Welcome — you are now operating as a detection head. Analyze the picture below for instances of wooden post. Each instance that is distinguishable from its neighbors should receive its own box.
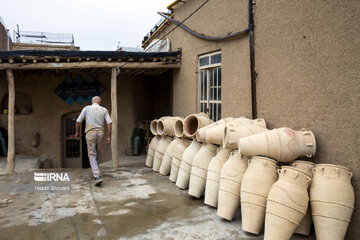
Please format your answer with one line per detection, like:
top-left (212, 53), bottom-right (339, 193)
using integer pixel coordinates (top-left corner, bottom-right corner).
top-left (6, 69), bottom-right (15, 174)
top-left (111, 67), bottom-right (119, 168)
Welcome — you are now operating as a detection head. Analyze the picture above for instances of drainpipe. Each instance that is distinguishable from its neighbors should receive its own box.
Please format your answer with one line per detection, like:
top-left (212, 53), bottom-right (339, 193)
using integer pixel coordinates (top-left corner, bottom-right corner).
top-left (167, 0), bottom-right (180, 11)
top-left (248, 0), bottom-right (257, 119)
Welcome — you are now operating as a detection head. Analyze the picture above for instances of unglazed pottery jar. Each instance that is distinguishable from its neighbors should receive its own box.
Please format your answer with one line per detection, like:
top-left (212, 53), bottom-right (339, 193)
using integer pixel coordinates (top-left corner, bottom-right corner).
top-left (145, 135), bottom-right (161, 168)
top-left (152, 136), bottom-right (172, 172)
top-left (196, 118), bottom-right (234, 142)
top-left (231, 117), bottom-right (266, 129)
top-left (183, 113), bottom-right (213, 138)
top-left (217, 152), bottom-right (248, 220)
top-left (290, 160), bottom-right (316, 236)
top-left (238, 128), bottom-right (316, 162)
top-left (188, 143), bottom-right (217, 198)
top-left (204, 147), bottom-right (231, 207)
top-left (223, 124), bottom-right (267, 149)
top-left (169, 138), bottom-right (191, 182)
top-left (264, 166), bottom-right (312, 240)
top-left (176, 140), bottom-right (202, 189)
top-left (157, 116), bottom-right (182, 137)
top-left (174, 119), bottom-right (185, 138)
top-left (159, 138), bottom-right (181, 175)
top-left (310, 164), bottom-right (354, 240)
top-left (240, 156), bottom-right (278, 235)
top-left (150, 119), bottom-right (158, 136)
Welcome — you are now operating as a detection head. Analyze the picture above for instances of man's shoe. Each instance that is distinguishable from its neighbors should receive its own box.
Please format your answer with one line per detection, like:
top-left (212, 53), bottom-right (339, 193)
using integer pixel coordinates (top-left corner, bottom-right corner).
top-left (94, 176), bottom-right (103, 186)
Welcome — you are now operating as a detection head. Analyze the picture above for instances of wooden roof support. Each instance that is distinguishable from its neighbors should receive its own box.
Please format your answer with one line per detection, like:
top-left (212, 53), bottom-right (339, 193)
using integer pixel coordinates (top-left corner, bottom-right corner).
top-left (6, 69), bottom-right (15, 174)
top-left (0, 61), bottom-right (181, 70)
top-left (111, 67), bottom-right (120, 168)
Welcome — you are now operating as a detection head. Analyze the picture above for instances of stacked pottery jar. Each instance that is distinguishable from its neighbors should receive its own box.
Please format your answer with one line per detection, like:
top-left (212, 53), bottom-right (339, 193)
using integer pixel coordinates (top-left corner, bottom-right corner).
top-left (217, 152), bottom-right (248, 220)
top-left (159, 137), bottom-right (181, 175)
top-left (169, 137), bottom-right (191, 182)
top-left (188, 143), bottom-right (217, 198)
top-left (264, 166), bottom-right (312, 240)
top-left (145, 119), bottom-right (160, 168)
top-left (290, 160), bottom-right (316, 236)
top-left (240, 156), bottom-right (278, 234)
top-left (310, 164), bottom-right (355, 240)
top-left (204, 147), bottom-right (231, 207)
top-left (176, 140), bottom-right (202, 189)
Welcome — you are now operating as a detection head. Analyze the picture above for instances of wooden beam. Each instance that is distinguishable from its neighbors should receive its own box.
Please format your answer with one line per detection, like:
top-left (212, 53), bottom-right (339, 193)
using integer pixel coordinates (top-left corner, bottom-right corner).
top-left (6, 69), bottom-right (15, 174)
top-left (0, 61), bottom-right (181, 70)
top-left (111, 67), bottom-right (119, 168)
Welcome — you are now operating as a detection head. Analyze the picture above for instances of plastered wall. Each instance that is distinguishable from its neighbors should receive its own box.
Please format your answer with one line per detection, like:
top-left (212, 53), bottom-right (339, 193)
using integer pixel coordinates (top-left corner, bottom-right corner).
top-left (153, 0), bottom-right (253, 119)
top-left (254, 1), bottom-right (360, 238)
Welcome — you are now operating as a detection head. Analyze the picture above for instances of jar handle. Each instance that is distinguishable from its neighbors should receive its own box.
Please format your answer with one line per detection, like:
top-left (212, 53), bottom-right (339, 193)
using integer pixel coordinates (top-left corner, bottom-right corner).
top-left (248, 159), bottom-right (252, 165)
top-left (349, 172), bottom-right (353, 180)
top-left (277, 167), bottom-right (281, 175)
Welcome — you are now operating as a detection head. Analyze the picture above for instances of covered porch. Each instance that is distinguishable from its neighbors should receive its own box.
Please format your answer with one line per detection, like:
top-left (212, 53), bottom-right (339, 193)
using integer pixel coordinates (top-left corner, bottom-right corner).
top-left (0, 50), bottom-right (181, 172)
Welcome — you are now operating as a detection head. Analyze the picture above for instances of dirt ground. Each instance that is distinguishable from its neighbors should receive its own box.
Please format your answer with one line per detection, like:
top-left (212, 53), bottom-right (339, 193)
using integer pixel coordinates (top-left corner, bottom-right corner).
top-left (0, 155), bottom-right (315, 240)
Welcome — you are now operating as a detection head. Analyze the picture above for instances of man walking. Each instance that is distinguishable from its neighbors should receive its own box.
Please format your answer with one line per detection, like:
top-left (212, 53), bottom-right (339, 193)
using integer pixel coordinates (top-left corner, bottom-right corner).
top-left (75, 96), bottom-right (112, 186)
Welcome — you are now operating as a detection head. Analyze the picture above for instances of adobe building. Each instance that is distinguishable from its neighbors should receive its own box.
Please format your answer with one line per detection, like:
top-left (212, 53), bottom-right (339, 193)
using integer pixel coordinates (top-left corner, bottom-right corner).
top-left (141, 0), bottom-right (359, 239)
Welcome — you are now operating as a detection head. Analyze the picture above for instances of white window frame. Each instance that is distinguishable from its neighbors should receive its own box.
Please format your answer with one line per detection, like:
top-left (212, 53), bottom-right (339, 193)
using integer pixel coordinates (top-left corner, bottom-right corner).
top-left (198, 51), bottom-right (222, 121)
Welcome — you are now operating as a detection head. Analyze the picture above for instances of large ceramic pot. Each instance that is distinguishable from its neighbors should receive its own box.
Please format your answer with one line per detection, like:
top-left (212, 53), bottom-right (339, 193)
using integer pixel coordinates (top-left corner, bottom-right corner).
top-left (150, 119), bottom-right (158, 136)
top-left (310, 164), bottom-right (354, 240)
top-left (290, 160), bottom-right (316, 236)
top-left (204, 147), bottom-right (231, 207)
top-left (240, 156), bottom-right (278, 235)
top-left (157, 117), bottom-right (182, 137)
top-left (152, 136), bottom-right (172, 172)
top-left (196, 118), bottom-right (234, 142)
top-left (223, 123), bottom-right (267, 149)
top-left (238, 127), bottom-right (316, 162)
top-left (188, 143), bottom-right (217, 198)
top-left (145, 135), bottom-right (160, 168)
top-left (176, 140), bottom-right (202, 189)
top-left (169, 138), bottom-right (191, 182)
top-left (217, 152), bottom-right (248, 220)
top-left (231, 117), bottom-right (267, 129)
top-left (264, 166), bottom-right (312, 240)
top-left (159, 138), bottom-right (181, 175)
top-left (183, 113), bottom-right (213, 138)
top-left (174, 119), bottom-right (185, 138)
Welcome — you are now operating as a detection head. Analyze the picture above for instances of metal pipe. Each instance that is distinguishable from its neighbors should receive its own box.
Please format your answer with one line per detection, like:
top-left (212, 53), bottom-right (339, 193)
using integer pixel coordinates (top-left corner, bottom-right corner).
top-left (167, 0), bottom-right (180, 11)
top-left (158, 11), bottom-right (249, 41)
top-left (248, 0), bottom-right (257, 119)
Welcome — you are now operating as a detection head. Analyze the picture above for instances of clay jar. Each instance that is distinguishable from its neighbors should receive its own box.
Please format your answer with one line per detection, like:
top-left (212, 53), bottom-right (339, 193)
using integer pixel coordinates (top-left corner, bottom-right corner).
top-left (240, 156), bottom-right (278, 235)
top-left (204, 147), bottom-right (231, 207)
top-left (169, 138), bottom-right (191, 182)
top-left (223, 124), bottom-right (267, 149)
top-left (159, 138), bottom-right (181, 175)
top-left (264, 166), bottom-right (312, 240)
top-left (152, 136), bottom-right (172, 172)
top-left (310, 164), bottom-right (354, 240)
top-left (174, 119), bottom-right (185, 138)
top-left (238, 127), bottom-right (316, 162)
top-left (196, 117), bottom-right (234, 142)
top-left (183, 113), bottom-right (213, 138)
top-left (232, 117), bottom-right (267, 129)
top-left (217, 152), bottom-right (248, 220)
top-left (290, 160), bottom-right (316, 236)
top-left (188, 143), bottom-right (217, 198)
top-left (150, 119), bottom-right (158, 136)
top-left (145, 135), bottom-right (161, 168)
top-left (176, 140), bottom-right (202, 189)
top-left (157, 117), bottom-right (182, 137)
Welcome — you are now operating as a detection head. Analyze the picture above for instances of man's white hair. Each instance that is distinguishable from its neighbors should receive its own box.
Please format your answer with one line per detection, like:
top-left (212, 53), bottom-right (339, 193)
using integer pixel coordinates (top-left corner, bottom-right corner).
top-left (92, 96), bottom-right (101, 102)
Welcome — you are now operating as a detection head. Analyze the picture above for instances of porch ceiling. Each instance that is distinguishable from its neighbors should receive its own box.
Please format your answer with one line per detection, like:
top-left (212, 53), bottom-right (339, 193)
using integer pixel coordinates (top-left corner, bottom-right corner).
top-left (0, 50), bottom-right (181, 75)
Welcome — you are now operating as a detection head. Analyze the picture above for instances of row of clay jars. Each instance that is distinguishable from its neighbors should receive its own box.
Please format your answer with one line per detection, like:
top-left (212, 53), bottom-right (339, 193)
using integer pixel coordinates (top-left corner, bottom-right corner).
top-left (153, 136), bottom-right (172, 172)
top-left (159, 137), bottom-right (182, 175)
top-left (157, 117), bottom-right (183, 136)
top-left (217, 152), bottom-right (248, 220)
top-left (204, 147), bottom-right (231, 207)
top-left (264, 166), bottom-right (312, 240)
top-left (198, 117), bottom-right (267, 145)
top-left (176, 140), bottom-right (202, 189)
top-left (169, 138), bottom-right (191, 182)
top-left (290, 160), bottom-right (316, 236)
top-left (238, 127), bottom-right (316, 162)
top-left (310, 164), bottom-right (354, 240)
top-left (188, 143), bottom-right (217, 198)
top-left (240, 156), bottom-right (278, 235)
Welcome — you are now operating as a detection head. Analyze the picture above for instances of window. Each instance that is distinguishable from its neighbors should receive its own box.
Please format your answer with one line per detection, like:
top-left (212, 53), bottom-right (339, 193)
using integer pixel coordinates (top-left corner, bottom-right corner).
top-left (198, 52), bottom-right (222, 121)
